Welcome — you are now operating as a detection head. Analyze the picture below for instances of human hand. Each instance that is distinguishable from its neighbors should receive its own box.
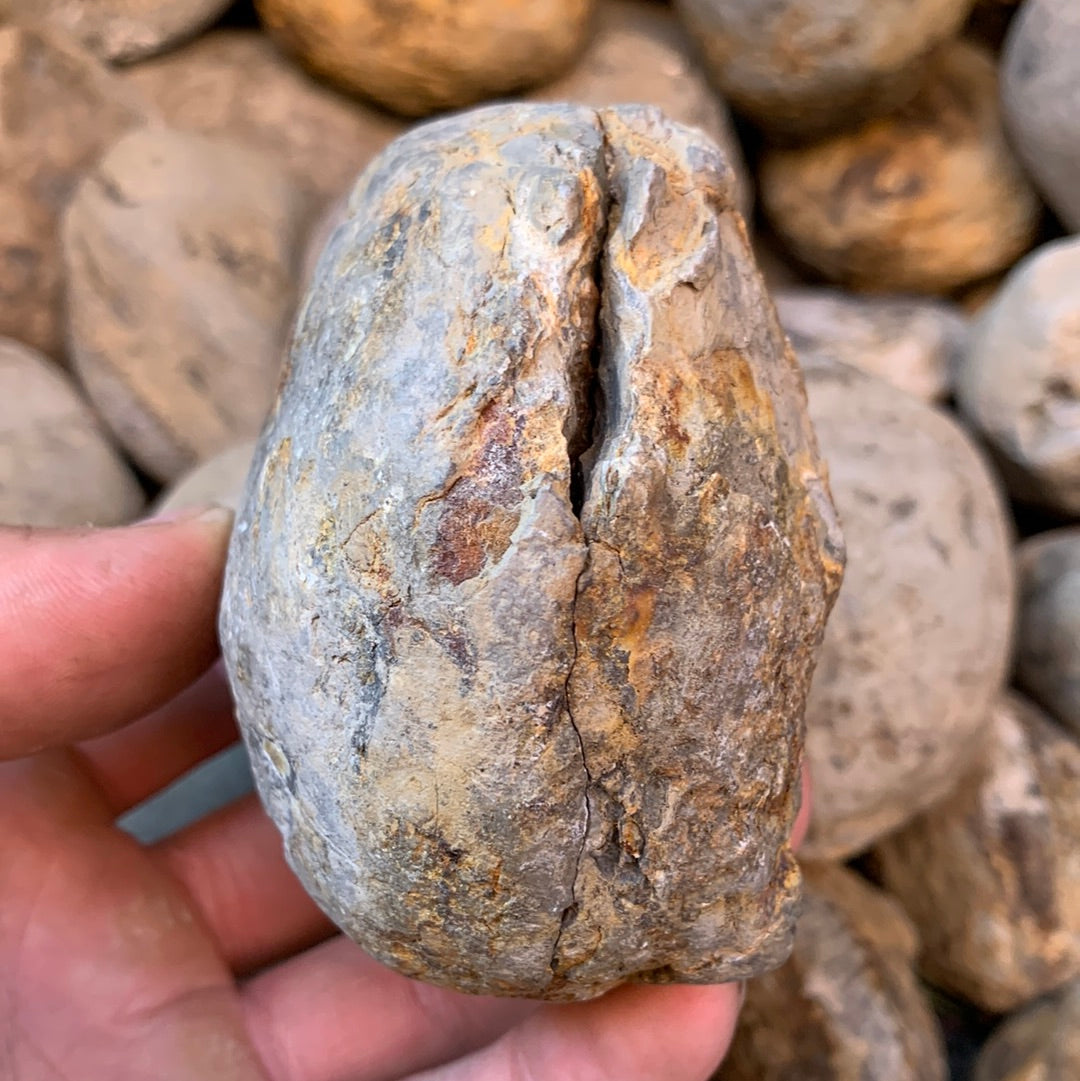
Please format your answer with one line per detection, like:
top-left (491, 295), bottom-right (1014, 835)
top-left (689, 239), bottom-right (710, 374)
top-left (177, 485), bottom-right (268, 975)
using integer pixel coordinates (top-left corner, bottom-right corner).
top-left (0, 510), bottom-right (808, 1081)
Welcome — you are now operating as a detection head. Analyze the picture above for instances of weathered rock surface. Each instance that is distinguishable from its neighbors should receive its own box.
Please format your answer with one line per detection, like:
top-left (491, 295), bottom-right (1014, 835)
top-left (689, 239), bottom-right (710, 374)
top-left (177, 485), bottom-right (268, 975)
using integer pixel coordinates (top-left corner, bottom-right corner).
top-left (760, 42), bottom-right (1041, 294)
top-left (800, 359), bottom-right (1015, 860)
top-left (673, 0), bottom-right (975, 141)
top-left (0, 337), bottom-right (144, 527)
top-left (0, 0), bottom-right (232, 62)
top-left (775, 288), bottom-right (966, 403)
top-left (871, 694), bottom-right (1080, 1014)
top-left (974, 980), bottom-right (1080, 1081)
top-left (221, 103), bottom-right (844, 1001)
top-left (255, 0), bottom-right (596, 117)
top-left (0, 23), bottom-right (149, 361)
top-left (719, 863), bottom-right (948, 1081)
top-left (122, 31), bottom-right (404, 204)
top-left (954, 237), bottom-right (1080, 517)
top-left (1002, 0), bottom-right (1080, 233)
top-left (154, 440), bottom-right (256, 516)
top-left (63, 127), bottom-right (313, 483)
top-left (1017, 529), bottom-right (1080, 736)
top-left (530, 0), bottom-right (752, 218)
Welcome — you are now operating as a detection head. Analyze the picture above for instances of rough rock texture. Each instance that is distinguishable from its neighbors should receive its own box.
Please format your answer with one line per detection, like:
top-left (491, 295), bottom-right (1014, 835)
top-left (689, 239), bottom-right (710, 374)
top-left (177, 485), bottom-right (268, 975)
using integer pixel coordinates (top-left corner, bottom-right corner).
top-left (974, 981), bottom-right (1080, 1081)
top-left (1002, 0), bottom-right (1080, 233)
top-left (0, 0), bottom-right (232, 62)
top-left (774, 288), bottom-right (966, 403)
top-left (155, 440), bottom-right (256, 516)
top-left (800, 359), bottom-right (1015, 860)
top-left (221, 103), bottom-right (844, 1001)
top-left (954, 237), bottom-right (1080, 517)
top-left (760, 42), bottom-right (1041, 295)
top-left (871, 694), bottom-right (1080, 1014)
top-left (719, 863), bottom-right (948, 1081)
top-left (63, 127), bottom-right (313, 483)
top-left (529, 0), bottom-right (752, 219)
top-left (673, 0), bottom-right (976, 141)
top-left (1017, 530), bottom-right (1080, 736)
top-left (0, 23), bottom-right (149, 361)
top-left (255, 0), bottom-right (596, 117)
top-left (0, 337), bottom-right (144, 527)
top-left (122, 31), bottom-right (404, 205)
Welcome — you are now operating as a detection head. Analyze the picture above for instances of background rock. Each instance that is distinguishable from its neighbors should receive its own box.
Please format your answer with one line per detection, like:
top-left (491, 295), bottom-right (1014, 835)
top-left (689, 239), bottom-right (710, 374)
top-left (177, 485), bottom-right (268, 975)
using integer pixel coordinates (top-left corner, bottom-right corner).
top-left (974, 980), bottom-right (1080, 1081)
top-left (154, 440), bottom-right (256, 515)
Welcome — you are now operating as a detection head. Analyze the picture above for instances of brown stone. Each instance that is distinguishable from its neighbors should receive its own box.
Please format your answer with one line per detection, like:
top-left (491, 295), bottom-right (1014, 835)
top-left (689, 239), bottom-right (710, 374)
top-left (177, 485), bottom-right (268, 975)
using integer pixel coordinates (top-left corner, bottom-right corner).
top-left (871, 694), bottom-right (1080, 1014)
top-left (673, 0), bottom-right (976, 141)
top-left (800, 359), bottom-right (1015, 859)
top-left (0, 23), bottom-right (149, 361)
top-left (0, 0), bottom-right (232, 63)
top-left (255, 0), bottom-right (596, 117)
top-left (0, 337), bottom-right (145, 527)
top-left (760, 42), bottom-right (1041, 295)
top-left (63, 127), bottom-right (314, 483)
top-left (220, 103), bottom-right (844, 1001)
top-left (719, 863), bottom-right (948, 1081)
top-left (121, 31), bottom-right (404, 205)
top-left (974, 981), bottom-right (1080, 1081)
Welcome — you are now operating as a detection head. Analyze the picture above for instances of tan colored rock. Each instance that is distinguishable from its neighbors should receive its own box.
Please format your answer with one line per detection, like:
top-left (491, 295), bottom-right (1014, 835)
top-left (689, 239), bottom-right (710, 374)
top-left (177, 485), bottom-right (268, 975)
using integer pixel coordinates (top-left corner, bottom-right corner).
top-left (63, 127), bottom-right (313, 484)
top-left (255, 0), bottom-right (596, 117)
top-left (954, 237), bottom-right (1080, 517)
top-left (0, 0), bottom-right (232, 62)
top-left (800, 359), bottom-right (1015, 859)
top-left (720, 863), bottom-right (948, 1081)
top-left (673, 0), bottom-right (975, 141)
top-left (0, 337), bottom-right (144, 527)
top-left (0, 23), bottom-right (148, 361)
top-left (775, 287), bottom-right (966, 403)
top-left (974, 981), bottom-right (1080, 1081)
top-left (154, 440), bottom-right (256, 516)
top-left (530, 0), bottom-right (751, 218)
top-left (871, 694), bottom-right (1080, 1014)
top-left (1017, 530), bottom-right (1080, 737)
top-left (121, 31), bottom-right (404, 204)
top-left (220, 104), bottom-right (844, 1001)
top-left (760, 42), bottom-right (1041, 295)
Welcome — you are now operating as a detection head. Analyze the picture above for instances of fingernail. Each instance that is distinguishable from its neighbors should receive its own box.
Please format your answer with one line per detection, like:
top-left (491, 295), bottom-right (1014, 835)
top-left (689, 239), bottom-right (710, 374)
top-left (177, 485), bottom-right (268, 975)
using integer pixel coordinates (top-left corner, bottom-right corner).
top-left (135, 503), bottom-right (234, 527)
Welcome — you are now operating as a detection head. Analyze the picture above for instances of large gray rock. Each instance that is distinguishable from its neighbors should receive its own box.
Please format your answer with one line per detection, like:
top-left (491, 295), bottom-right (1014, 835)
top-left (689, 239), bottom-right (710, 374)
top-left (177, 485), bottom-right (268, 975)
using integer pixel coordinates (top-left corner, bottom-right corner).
top-left (1002, 0), bottom-right (1080, 232)
top-left (221, 104), bottom-right (843, 1001)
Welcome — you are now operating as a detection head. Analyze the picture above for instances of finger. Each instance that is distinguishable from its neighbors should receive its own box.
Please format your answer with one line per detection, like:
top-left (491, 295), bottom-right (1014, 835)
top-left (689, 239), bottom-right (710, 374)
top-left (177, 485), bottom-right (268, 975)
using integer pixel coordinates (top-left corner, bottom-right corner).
top-left (78, 662), bottom-right (238, 815)
top-left (0, 507), bottom-right (233, 759)
top-left (242, 937), bottom-right (537, 1081)
top-left (152, 795), bottom-right (335, 974)
top-left (407, 982), bottom-right (740, 1081)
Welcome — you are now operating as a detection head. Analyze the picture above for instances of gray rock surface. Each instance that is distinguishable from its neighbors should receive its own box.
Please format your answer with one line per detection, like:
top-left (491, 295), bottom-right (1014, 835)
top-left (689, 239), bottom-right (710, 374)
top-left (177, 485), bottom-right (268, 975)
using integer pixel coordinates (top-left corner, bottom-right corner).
top-left (221, 103), bottom-right (843, 1001)
top-left (800, 360), bottom-right (1015, 860)
top-left (1002, 0), bottom-right (1080, 232)
top-left (955, 236), bottom-right (1080, 517)
top-left (1016, 529), bottom-right (1080, 736)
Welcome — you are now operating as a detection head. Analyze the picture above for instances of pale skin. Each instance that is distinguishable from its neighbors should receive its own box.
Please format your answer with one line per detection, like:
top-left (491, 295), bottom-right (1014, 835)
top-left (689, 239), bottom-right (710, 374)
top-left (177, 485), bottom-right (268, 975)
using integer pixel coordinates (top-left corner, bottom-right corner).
top-left (0, 508), bottom-right (810, 1080)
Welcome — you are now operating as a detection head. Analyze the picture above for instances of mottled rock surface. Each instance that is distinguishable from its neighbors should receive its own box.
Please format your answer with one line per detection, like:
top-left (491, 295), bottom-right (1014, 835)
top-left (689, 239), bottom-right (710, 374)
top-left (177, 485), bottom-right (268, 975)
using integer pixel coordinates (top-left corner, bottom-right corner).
top-left (954, 237), bottom-right (1080, 517)
top-left (122, 31), bottom-right (404, 204)
top-left (1017, 530), bottom-right (1080, 736)
top-left (63, 127), bottom-right (313, 483)
top-left (673, 0), bottom-right (975, 140)
top-left (0, 0), bottom-right (232, 62)
top-left (974, 981), bottom-right (1080, 1081)
top-left (221, 103), bottom-right (844, 1001)
top-left (719, 863), bottom-right (948, 1081)
top-left (155, 440), bottom-right (256, 516)
top-left (1002, 0), bottom-right (1080, 233)
top-left (872, 694), bottom-right (1080, 1013)
top-left (775, 287), bottom-right (966, 403)
top-left (0, 337), bottom-right (144, 527)
top-left (0, 23), bottom-right (148, 361)
top-left (530, 0), bottom-right (752, 218)
top-left (255, 0), bottom-right (596, 117)
top-left (760, 42), bottom-right (1041, 294)
top-left (800, 359), bottom-right (1015, 859)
